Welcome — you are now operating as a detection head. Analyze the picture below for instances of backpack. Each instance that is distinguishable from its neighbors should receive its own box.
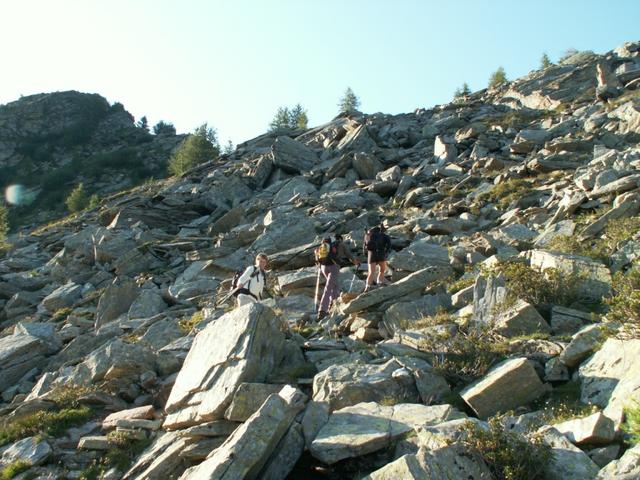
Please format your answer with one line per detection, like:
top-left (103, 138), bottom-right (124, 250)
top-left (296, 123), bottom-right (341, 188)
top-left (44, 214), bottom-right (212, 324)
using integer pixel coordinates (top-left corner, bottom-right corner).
top-left (315, 240), bottom-right (338, 266)
top-left (231, 266), bottom-right (265, 297)
top-left (365, 228), bottom-right (387, 255)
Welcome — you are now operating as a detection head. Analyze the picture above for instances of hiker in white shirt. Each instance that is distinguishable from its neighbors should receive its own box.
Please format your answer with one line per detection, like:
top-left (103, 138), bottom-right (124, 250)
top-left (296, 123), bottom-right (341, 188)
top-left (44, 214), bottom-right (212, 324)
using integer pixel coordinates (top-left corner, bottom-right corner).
top-left (236, 253), bottom-right (268, 307)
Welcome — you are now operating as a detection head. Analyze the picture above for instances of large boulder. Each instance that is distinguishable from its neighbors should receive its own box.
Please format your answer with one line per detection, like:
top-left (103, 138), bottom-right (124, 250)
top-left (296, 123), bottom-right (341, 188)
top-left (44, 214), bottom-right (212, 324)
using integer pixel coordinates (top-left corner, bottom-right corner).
top-left (361, 444), bottom-right (492, 480)
top-left (178, 386), bottom-right (307, 480)
top-left (579, 338), bottom-right (640, 426)
top-left (342, 267), bottom-right (451, 314)
top-left (0, 436), bottom-right (52, 467)
top-left (41, 281), bottom-right (83, 312)
top-left (491, 299), bottom-right (551, 337)
top-left (537, 426), bottom-right (599, 480)
top-left (310, 402), bottom-right (464, 464)
top-left (596, 443), bottom-right (640, 480)
top-left (95, 277), bottom-right (140, 329)
top-left (461, 357), bottom-right (548, 419)
top-left (312, 359), bottom-right (420, 411)
top-left (388, 238), bottom-right (450, 272)
top-left (0, 333), bottom-right (49, 392)
top-left (270, 136), bottom-right (319, 174)
top-left (164, 304), bottom-right (289, 429)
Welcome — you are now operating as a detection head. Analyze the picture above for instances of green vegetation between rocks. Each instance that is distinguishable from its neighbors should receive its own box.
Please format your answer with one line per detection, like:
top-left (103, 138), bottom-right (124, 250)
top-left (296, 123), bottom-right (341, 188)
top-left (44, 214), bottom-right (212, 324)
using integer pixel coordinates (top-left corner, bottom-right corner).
top-left (178, 310), bottom-right (205, 334)
top-left (79, 431), bottom-right (151, 480)
top-left (461, 417), bottom-right (552, 480)
top-left (623, 401), bottom-right (640, 446)
top-left (0, 460), bottom-right (32, 480)
top-left (606, 266), bottom-right (640, 328)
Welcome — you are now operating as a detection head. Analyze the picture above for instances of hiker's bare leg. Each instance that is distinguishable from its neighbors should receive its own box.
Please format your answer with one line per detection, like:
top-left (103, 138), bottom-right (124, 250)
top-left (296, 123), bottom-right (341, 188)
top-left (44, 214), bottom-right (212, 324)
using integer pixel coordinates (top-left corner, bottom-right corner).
top-left (366, 264), bottom-right (377, 289)
top-left (377, 261), bottom-right (387, 284)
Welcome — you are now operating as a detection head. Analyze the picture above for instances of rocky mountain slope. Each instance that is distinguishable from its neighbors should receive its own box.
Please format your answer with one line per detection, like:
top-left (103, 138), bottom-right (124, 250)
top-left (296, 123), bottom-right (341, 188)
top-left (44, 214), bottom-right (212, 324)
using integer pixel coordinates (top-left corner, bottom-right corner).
top-left (0, 91), bottom-right (184, 227)
top-left (0, 41), bottom-right (640, 479)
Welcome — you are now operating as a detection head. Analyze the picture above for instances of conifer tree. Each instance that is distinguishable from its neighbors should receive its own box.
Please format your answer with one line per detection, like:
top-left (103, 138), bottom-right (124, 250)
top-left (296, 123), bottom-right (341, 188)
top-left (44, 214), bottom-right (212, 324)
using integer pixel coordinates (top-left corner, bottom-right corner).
top-left (65, 183), bottom-right (89, 213)
top-left (488, 67), bottom-right (508, 89)
top-left (540, 52), bottom-right (553, 69)
top-left (168, 123), bottom-right (220, 176)
top-left (338, 87), bottom-right (361, 114)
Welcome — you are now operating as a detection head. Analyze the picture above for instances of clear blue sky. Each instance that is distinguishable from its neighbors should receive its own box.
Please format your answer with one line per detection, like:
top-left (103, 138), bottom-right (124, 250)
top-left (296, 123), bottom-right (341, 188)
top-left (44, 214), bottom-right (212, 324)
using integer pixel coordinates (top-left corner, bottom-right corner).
top-left (2, 1), bottom-right (639, 147)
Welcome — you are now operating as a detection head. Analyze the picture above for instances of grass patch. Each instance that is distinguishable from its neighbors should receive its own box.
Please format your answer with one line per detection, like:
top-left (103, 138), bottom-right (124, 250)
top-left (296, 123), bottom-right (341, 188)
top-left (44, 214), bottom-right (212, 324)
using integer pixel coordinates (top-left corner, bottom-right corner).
top-left (530, 380), bottom-right (596, 426)
top-left (477, 178), bottom-right (535, 210)
top-left (0, 405), bottom-right (93, 447)
top-left (79, 432), bottom-right (151, 480)
top-left (623, 400), bottom-right (640, 446)
top-left (178, 310), bottom-right (205, 334)
top-left (0, 460), bottom-right (31, 480)
top-left (461, 417), bottom-right (552, 480)
top-left (397, 308), bottom-right (455, 330)
top-left (547, 215), bottom-right (640, 265)
top-left (448, 276), bottom-right (475, 294)
top-left (427, 328), bottom-right (509, 386)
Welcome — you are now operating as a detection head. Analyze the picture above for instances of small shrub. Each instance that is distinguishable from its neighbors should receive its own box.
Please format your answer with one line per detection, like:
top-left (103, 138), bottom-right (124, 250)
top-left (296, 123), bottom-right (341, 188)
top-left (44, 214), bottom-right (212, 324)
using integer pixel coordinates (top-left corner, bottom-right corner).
top-left (448, 276), bottom-right (475, 294)
top-left (79, 434), bottom-right (151, 480)
top-left (398, 307), bottom-right (455, 330)
top-left (461, 417), bottom-right (552, 480)
top-left (623, 400), bottom-right (640, 446)
top-left (0, 460), bottom-right (31, 480)
top-left (429, 328), bottom-right (509, 385)
top-left (489, 262), bottom-right (585, 309)
top-left (531, 380), bottom-right (596, 427)
top-left (606, 267), bottom-right (640, 326)
top-left (178, 310), bottom-right (205, 334)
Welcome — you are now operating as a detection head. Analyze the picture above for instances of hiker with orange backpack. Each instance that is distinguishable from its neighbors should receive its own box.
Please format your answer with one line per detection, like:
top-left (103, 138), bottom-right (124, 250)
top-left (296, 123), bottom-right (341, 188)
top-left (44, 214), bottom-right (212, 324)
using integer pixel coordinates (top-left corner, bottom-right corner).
top-left (315, 234), bottom-right (359, 321)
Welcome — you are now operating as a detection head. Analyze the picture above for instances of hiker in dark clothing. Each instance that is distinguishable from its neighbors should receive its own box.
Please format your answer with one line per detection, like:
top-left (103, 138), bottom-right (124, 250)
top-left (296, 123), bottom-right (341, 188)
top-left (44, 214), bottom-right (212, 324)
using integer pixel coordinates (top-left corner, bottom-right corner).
top-left (363, 224), bottom-right (392, 291)
top-left (316, 235), bottom-right (359, 320)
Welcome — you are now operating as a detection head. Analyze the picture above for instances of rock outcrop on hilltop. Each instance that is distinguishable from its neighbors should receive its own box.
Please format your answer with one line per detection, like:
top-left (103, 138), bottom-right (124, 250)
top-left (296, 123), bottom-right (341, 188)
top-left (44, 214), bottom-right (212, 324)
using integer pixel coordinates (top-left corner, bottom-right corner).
top-left (0, 91), bottom-right (185, 226)
top-left (0, 41), bottom-right (640, 479)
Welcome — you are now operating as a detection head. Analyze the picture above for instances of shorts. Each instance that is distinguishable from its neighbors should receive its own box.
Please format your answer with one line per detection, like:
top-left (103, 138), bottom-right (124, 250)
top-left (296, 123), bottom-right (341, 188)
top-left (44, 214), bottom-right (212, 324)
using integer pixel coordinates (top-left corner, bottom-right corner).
top-left (368, 250), bottom-right (387, 264)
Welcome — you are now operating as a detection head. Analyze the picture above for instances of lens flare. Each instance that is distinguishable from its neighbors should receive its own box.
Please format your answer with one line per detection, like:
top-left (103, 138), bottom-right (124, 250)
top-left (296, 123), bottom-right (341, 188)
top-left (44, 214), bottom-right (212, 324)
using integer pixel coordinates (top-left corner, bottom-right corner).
top-left (5, 185), bottom-right (26, 205)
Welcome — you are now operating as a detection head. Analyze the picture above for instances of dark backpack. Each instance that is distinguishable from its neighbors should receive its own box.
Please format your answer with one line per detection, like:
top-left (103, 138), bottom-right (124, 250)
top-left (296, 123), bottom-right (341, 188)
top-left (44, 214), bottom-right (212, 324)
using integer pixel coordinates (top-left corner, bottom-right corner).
top-left (315, 240), bottom-right (338, 266)
top-left (365, 228), bottom-right (387, 255)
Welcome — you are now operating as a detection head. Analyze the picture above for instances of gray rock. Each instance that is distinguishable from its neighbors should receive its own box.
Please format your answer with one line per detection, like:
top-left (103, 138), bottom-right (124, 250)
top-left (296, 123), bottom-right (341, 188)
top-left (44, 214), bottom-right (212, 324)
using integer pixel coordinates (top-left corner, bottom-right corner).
top-left (164, 304), bottom-right (289, 429)
top-left (224, 383), bottom-right (287, 422)
top-left (138, 319), bottom-right (183, 351)
top-left (271, 136), bottom-right (319, 174)
top-left (41, 281), bottom-right (83, 312)
top-left (353, 152), bottom-right (383, 179)
top-left (596, 443), bottom-right (640, 479)
top-left (1, 436), bottom-right (52, 466)
top-left (388, 238), bottom-right (450, 272)
top-left (579, 338), bottom-right (640, 426)
top-left (559, 324), bottom-right (604, 368)
top-left (361, 444), bottom-right (492, 480)
top-left (434, 136), bottom-right (457, 164)
top-left (258, 422), bottom-right (305, 480)
top-left (273, 177), bottom-right (317, 205)
top-left (461, 357), bottom-right (548, 419)
top-left (550, 305), bottom-right (593, 335)
top-left (492, 299), bottom-right (551, 338)
top-left (538, 426), bottom-right (599, 480)
top-left (383, 293), bottom-right (451, 330)
top-left (301, 401), bottom-right (330, 449)
top-left (95, 277), bottom-right (140, 329)
top-left (0, 334), bottom-right (48, 392)
top-left (178, 386), bottom-right (307, 480)
top-left (312, 358), bottom-right (420, 412)
top-left (590, 174), bottom-right (640, 198)
top-left (310, 402), bottom-right (464, 464)
top-left (553, 412), bottom-right (616, 446)
top-left (128, 289), bottom-right (168, 320)
top-left (122, 432), bottom-right (191, 480)
top-left (473, 273), bottom-right (507, 327)
top-left (342, 267), bottom-right (452, 315)
top-left (510, 129), bottom-right (550, 154)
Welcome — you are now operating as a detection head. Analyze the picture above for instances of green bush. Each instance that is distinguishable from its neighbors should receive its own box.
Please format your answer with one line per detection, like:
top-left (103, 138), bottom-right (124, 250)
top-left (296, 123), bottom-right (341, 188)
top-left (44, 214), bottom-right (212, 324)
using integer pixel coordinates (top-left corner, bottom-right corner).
top-left (65, 183), bottom-right (89, 213)
top-left (79, 433), bottom-right (151, 480)
top-left (489, 262), bottom-right (585, 309)
top-left (476, 178), bottom-right (535, 209)
top-left (623, 400), bottom-right (640, 445)
top-left (0, 460), bottom-right (31, 480)
top-left (461, 418), bottom-right (552, 480)
top-left (606, 267), bottom-right (640, 326)
top-left (0, 204), bottom-right (8, 250)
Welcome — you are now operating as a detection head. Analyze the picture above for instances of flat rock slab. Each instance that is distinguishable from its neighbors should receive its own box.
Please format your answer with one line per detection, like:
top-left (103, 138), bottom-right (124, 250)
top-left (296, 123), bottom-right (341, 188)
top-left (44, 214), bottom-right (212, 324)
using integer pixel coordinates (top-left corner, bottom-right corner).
top-left (224, 383), bottom-right (288, 422)
top-left (178, 386), bottom-right (307, 480)
top-left (1, 436), bottom-right (52, 466)
top-left (553, 412), bottom-right (615, 446)
top-left (342, 267), bottom-right (451, 315)
top-left (461, 357), bottom-right (548, 419)
top-left (103, 405), bottom-right (156, 429)
top-left (310, 402), bottom-right (465, 464)
top-left (164, 303), bottom-right (288, 429)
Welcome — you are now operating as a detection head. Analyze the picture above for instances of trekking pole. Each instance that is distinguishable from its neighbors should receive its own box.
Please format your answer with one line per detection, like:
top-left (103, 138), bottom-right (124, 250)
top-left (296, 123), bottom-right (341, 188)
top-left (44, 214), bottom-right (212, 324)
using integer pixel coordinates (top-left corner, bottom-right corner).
top-left (348, 263), bottom-right (359, 293)
top-left (313, 264), bottom-right (321, 311)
